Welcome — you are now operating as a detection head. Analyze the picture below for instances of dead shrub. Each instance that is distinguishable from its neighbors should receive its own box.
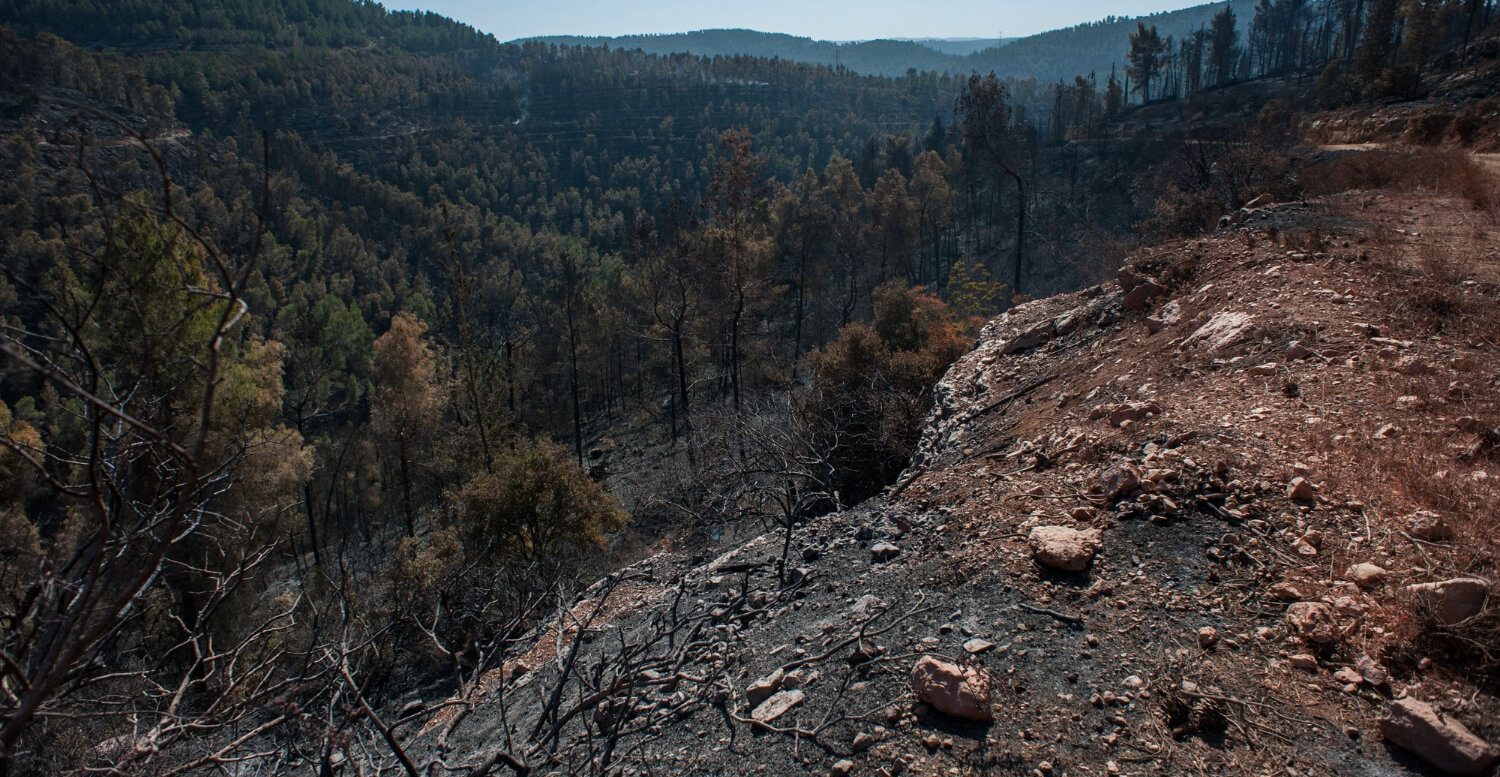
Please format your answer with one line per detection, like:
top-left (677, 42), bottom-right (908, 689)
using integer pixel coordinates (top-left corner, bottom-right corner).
top-left (1405, 109), bottom-right (1454, 145)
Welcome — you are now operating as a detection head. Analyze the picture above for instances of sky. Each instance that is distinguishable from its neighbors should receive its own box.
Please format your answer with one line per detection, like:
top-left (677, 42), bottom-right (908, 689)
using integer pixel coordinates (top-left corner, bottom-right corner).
top-left (385, 0), bottom-right (1214, 42)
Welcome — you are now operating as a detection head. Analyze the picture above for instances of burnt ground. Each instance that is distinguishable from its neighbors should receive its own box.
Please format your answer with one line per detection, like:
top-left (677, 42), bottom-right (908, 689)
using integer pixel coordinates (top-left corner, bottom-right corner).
top-left (401, 185), bottom-right (1499, 777)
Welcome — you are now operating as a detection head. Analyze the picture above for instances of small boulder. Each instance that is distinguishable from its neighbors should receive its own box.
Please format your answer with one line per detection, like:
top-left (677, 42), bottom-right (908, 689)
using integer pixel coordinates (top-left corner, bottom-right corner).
top-left (1123, 281), bottom-right (1167, 312)
top-left (910, 656), bottom-right (993, 721)
top-left (1285, 601), bottom-right (1340, 644)
top-left (1346, 563), bottom-right (1388, 589)
top-left (1183, 311), bottom-right (1258, 353)
top-left (1028, 526), bottom-right (1103, 572)
top-left (1405, 578), bottom-right (1490, 626)
top-left (870, 542), bottom-right (902, 562)
top-left (1287, 477), bottom-right (1318, 502)
top-left (1197, 626), bottom-right (1220, 649)
top-left (1102, 463), bottom-right (1141, 502)
top-left (1379, 697), bottom-right (1500, 776)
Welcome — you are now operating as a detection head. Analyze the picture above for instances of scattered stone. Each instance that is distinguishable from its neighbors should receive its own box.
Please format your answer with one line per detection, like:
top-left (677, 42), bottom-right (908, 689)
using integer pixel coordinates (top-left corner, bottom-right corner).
top-left (746, 668), bottom-right (786, 707)
top-left (1379, 697), bottom-right (1500, 776)
top-left (1285, 602), bottom-right (1340, 644)
top-left (1288, 654), bottom-right (1319, 671)
top-left (1102, 463), bottom-right (1141, 502)
top-left (1145, 300), bottom-right (1182, 333)
top-left (830, 760), bottom-right (855, 776)
top-left (1287, 477), bottom-right (1318, 502)
top-left (1293, 528), bottom-right (1323, 556)
top-left (1027, 526), bottom-right (1103, 572)
top-left (1405, 578), bottom-right (1491, 626)
top-left (870, 542), bottom-right (902, 562)
top-left (1346, 563), bottom-right (1388, 589)
top-left (1406, 511), bottom-right (1455, 541)
top-left (1286, 340), bottom-right (1314, 360)
top-left (1356, 655), bottom-right (1389, 689)
top-left (1374, 423), bottom-right (1402, 440)
top-left (909, 656), bottom-right (993, 721)
top-left (1123, 280), bottom-right (1167, 312)
top-left (1246, 362), bottom-right (1280, 377)
top-left (1002, 320), bottom-right (1057, 354)
top-left (751, 689), bottom-right (805, 724)
top-left (963, 638), bottom-right (997, 655)
top-left (851, 732), bottom-right (876, 752)
top-left (1335, 666), bottom-right (1364, 685)
top-left (1392, 356), bottom-right (1434, 376)
top-left (1106, 402), bottom-right (1162, 427)
top-left (783, 668), bottom-right (820, 690)
top-left (1197, 626), bottom-right (1220, 649)
top-left (802, 546), bottom-right (821, 562)
top-left (1267, 582), bottom-right (1304, 602)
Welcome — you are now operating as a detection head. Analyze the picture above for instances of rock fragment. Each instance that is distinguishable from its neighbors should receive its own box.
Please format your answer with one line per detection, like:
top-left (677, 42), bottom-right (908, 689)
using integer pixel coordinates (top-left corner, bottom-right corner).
top-left (1284, 601), bottom-right (1340, 644)
top-left (1346, 563), bottom-right (1388, 589)
top-left (1405, 511), bottom-right (1455, 541)
top-left (1102, 464), bottom-right (1141, 502)
top-left (751, 689), bottom-right (805, 724)
top-left (1027, 526), bottom-right (1103, 572)
top-left (870, 542), bottom-right (902, 562)
top-left (1405, 578), bottom-right (1490, 625)
top-left (910, 656), bottom-right (992, 721)
top-left (1379, 698), bottom-right (1500, 776)
top-left (746, 668), bottom-right (785, 707)
top-left (1287, 477), bottom-right (1318, 502)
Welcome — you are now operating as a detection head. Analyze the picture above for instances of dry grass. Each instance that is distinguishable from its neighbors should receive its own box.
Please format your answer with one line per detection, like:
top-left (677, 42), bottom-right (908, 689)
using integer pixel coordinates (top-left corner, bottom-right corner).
top-left (1305, 146), bottom-right (1500, 220)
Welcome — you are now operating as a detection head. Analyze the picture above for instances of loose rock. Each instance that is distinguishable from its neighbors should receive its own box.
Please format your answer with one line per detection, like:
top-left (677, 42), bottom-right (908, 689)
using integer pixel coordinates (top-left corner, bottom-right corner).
top-left (746, 668), bottom-right (785, 707)
top-left (1027, 526), bottom-right (1103, 572)
top-left (751, 689), bottom-right (805, 724)
top-left (909, 656), bottom-right (993, 721)
top-left (1379, 697), bottom-right (1500, 776)
top-left (1284, 602), bottom-right (1340, 644)
top-left (1405, 578), bottom-right (1491, 626)
top-left (1102, 464), bottom-right (1141, 502)
top-left (1346, 563), bottom-right (1388, 589)
top-left (1287, 477), bottom-right (1318, 502)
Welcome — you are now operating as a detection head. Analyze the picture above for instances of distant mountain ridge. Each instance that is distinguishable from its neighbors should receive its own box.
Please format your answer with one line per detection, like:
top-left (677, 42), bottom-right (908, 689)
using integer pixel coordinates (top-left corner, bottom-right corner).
top-left (527, 1), bottom-right (1257, 83)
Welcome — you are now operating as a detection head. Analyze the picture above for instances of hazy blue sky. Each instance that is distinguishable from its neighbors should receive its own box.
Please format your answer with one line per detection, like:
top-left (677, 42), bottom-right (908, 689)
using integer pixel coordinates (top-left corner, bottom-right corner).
top-left (385, 1), bottom-right (1212, 42)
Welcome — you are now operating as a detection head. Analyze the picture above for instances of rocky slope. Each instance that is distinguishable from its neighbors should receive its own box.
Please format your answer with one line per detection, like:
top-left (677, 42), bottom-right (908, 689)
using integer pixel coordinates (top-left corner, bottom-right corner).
top-left (408, 184), bottom-right (1499, 776)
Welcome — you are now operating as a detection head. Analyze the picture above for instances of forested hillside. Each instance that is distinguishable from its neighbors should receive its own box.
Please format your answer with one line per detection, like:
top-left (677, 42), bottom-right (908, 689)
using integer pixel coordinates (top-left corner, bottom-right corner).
top-left (532, 0), bottom-right (1261, 82)
top-left (0, 0), bottom-right (1497, 773)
